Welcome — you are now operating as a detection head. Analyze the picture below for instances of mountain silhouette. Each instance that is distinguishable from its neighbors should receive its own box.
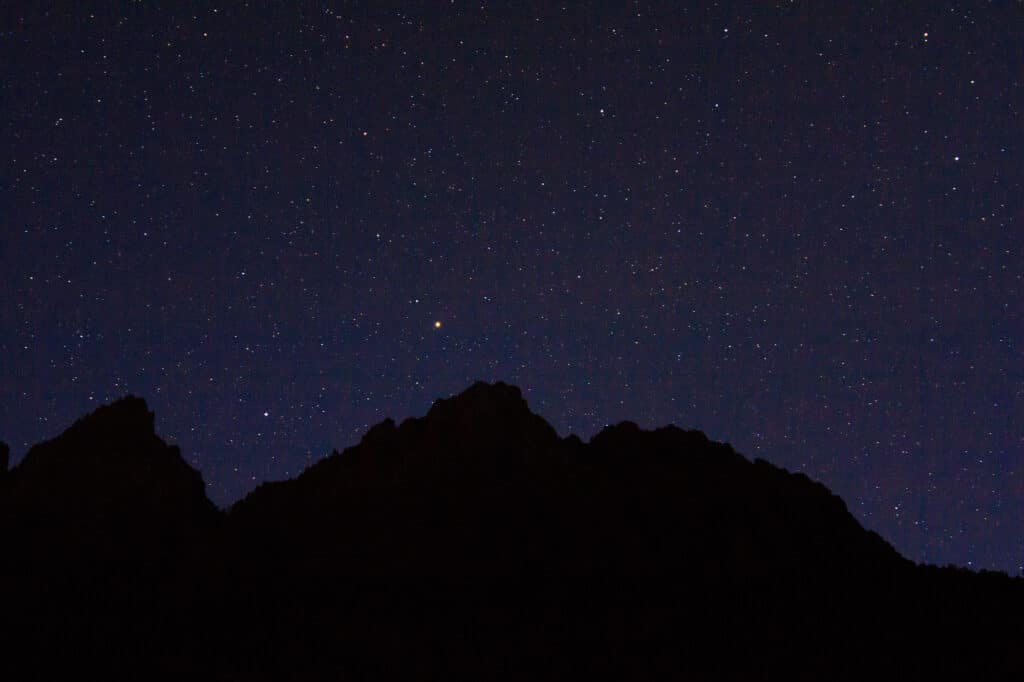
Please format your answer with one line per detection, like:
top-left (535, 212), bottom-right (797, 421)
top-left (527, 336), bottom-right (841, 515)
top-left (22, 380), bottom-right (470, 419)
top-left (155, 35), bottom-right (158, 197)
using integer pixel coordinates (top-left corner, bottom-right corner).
top-left (1, 397), bottom-right (216, 559)
top-left (229, 381), bottom-right (902, 580)
top-left (1, 382), bottom-right (1021, 680)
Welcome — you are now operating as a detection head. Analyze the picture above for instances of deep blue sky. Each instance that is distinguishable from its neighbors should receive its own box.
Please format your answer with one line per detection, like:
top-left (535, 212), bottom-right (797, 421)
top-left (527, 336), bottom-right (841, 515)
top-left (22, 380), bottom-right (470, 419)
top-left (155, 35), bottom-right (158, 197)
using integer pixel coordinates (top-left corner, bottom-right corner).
top-left (2, 2), bottom-right (1021, 573)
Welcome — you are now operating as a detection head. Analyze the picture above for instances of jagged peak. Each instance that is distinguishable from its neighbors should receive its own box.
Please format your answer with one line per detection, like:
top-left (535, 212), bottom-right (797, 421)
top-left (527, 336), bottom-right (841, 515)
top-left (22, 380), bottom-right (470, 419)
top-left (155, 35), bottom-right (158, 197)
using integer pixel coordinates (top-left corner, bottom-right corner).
top-left (413, 381), bottom-right (561, 451)
top-left (14, 395), bottom-right (157, 471)
top-left (63, 395), bottom-right (155, 439)
top-left (425, 380), bottom-right (530, 421)
top-left (8, 395), bottom-right (215, 510)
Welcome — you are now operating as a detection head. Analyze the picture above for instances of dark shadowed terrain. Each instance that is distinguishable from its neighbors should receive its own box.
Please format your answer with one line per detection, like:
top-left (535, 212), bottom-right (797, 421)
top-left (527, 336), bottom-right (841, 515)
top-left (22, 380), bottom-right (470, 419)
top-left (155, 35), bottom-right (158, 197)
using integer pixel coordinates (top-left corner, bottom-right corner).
top-left (1, 382), bottom-right (1021, 680)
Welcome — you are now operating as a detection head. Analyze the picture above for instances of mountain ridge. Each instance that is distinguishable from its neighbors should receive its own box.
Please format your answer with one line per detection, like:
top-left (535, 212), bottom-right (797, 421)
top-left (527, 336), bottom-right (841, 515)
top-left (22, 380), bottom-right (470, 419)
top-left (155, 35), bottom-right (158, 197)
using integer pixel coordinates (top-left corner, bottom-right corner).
top-left (222, 381), bottom-right (905, 579)
top-left (1, 381), bottom-right (1021, 680)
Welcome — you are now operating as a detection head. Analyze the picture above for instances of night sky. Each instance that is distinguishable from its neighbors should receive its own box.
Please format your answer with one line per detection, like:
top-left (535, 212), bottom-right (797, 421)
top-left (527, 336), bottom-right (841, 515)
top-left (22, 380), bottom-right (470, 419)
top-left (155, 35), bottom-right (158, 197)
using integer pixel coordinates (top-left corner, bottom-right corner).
top-left (2, 2), bottom-right (1021, 573)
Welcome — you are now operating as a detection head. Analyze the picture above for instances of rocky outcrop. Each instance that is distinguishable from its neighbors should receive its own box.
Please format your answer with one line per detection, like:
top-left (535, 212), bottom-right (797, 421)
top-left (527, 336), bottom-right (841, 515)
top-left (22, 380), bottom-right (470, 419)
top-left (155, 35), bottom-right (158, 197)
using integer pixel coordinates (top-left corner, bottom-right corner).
top-left (1, 397), bottom-right (217, 560)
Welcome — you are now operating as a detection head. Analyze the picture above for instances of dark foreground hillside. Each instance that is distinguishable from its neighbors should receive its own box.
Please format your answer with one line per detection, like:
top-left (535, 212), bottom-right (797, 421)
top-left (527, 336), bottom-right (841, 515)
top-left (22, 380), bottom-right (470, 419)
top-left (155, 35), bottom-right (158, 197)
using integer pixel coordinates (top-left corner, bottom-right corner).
top-left (1, 382), bottom-right (1021, 680)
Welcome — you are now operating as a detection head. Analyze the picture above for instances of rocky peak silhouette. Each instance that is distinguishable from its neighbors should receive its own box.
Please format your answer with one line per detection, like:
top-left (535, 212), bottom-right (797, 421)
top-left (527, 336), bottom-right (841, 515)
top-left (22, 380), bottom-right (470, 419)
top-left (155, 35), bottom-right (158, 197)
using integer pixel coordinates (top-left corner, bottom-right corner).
top-left (1, 396), bottom-right (217, 562)
top-left (1, 383), bottom-right (1022, 681)
top-left (423, 380), bottom-right (539, 429)
top-left (406, 380), bottom-right (560, 454)
top-left (227, 381), bottom-right (907, 579)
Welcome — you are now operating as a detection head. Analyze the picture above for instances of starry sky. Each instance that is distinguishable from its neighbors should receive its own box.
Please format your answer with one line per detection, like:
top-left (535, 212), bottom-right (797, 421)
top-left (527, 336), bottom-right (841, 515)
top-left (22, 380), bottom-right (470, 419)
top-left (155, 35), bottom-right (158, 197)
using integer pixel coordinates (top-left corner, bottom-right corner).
top-left (2, 2), bottom-right (1021, 572)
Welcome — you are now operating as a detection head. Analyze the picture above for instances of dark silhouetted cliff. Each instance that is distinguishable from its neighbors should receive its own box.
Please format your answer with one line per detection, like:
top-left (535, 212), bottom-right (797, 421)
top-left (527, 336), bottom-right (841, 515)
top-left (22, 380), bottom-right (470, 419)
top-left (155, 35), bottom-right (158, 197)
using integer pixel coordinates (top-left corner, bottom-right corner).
top-left (1, 397), bottom-right (217, 560)
top-left (1, 382), bottom-right (1021, 680)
